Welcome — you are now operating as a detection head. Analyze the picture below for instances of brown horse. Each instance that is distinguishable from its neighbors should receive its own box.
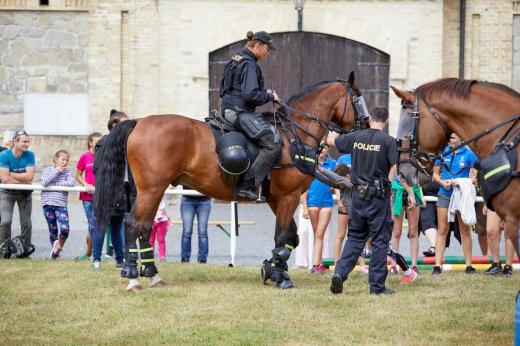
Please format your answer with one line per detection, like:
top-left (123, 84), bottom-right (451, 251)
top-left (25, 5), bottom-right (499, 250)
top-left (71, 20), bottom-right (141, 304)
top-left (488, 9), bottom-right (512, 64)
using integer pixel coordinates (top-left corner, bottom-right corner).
top-left (94, 73), bottom-right (365, 291)
top-left (391, 78), bottom-right (520, 258)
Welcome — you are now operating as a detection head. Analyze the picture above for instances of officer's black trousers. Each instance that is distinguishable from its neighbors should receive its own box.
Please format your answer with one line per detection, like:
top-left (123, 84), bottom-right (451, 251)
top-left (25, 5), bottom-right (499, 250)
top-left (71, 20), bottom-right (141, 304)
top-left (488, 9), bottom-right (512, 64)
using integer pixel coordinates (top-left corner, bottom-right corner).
top-left (244, 131), bottom-right (280, 188)
top-left (334, 191), bottom-right (393, 294)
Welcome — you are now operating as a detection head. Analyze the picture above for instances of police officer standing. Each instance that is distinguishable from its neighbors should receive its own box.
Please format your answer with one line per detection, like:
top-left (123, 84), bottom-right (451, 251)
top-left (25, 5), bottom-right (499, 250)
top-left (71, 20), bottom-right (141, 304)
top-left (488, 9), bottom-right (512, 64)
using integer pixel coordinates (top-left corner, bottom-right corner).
top-left (219, 30), bottom-right (280, 201)
top-left (327, 107), bottom-right (398, 295)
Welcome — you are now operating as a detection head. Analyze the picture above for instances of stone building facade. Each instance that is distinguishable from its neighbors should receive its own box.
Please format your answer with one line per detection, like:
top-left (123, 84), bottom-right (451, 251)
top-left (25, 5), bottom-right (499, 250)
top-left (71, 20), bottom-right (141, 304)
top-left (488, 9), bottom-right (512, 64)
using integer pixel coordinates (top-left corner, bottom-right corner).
top-left (0, 0), bottom-right (519, 170)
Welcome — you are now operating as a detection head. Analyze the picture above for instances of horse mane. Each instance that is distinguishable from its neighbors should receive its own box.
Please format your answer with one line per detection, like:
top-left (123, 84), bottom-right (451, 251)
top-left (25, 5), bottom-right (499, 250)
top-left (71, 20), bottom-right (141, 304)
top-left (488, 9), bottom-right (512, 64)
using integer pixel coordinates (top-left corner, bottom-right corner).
top-left (285, 80), bottom-right (337, 106)
top-left (416, 78), bottom-right (520, 101)
top-left (277, 80), bottom-right (339, 118)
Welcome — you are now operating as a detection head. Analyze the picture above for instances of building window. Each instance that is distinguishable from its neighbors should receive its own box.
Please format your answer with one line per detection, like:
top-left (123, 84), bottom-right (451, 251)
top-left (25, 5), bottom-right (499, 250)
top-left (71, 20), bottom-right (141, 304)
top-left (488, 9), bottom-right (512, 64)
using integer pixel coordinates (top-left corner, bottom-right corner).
top-left (40, 0), bottom-right (49, 6)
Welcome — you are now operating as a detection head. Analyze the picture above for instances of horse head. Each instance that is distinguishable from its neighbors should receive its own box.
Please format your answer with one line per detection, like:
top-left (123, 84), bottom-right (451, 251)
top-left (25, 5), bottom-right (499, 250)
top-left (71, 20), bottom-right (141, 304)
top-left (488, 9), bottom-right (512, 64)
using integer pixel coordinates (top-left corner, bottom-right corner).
top-left (390, 85), bottom-right (445, 186)
top-left (330, 71), bottom-right (369, 131)
top-left (286, 71), bottom-right (365, 146)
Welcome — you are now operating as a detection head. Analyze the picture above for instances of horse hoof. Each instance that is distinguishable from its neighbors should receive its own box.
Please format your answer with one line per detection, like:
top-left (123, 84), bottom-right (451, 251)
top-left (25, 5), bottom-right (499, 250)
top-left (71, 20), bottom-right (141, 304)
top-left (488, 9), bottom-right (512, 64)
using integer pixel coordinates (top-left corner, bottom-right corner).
top-left (126, 279), bottom-right (143, 292)
top-left (149, 276), bottom-right (167, 288)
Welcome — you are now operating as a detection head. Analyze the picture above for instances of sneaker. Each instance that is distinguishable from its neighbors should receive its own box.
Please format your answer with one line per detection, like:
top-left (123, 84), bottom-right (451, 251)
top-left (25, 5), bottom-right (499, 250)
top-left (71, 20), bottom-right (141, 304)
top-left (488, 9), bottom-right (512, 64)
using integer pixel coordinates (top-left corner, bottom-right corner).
top-left (181, 258), bottom-right (190, 263)
top-left (370, 287), bottom-right (395, 295)
top-left (115, 261), bottom-right (125, 268)
top-left (310, 264), bottom-right (327, 274)
top-left (412, 265), bottom-right (418, 274)
top-left (399, 270), bottom-right (418, 284)
top-left (198, 259), bottom-right (207, 264)
top-left (431, 266), bottom-right (442, 275)
top-left (330, 273), bottom-right (344, 294)
top-left (92, 260), bottom-right (101, 271)
top-left (484, 262), bottom-right (503, 275)
top-left (503, 264), bottom-right (513, 277)
top-left (423, 246), bottom-right (435, 257)
top-left (389, 265), bottom-right (398, 274)
top-left (465, 265), bottom-right (477, 275)
top-left (159, 257), bottom-right (166, 262)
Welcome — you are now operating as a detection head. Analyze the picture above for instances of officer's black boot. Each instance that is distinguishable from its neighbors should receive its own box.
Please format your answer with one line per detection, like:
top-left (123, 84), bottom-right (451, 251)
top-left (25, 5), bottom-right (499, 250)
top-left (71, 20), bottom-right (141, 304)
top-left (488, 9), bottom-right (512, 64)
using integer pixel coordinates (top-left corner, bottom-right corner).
top-left (261, 247), bottom-right (293, 289)
top-left (237, 178), bottom-right (265, 201)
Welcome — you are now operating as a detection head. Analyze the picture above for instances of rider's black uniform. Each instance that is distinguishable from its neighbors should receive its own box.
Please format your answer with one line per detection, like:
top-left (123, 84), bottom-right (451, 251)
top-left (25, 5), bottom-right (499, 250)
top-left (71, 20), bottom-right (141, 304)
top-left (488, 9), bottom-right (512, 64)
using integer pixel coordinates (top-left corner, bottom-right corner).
top-left (332, 128), bottom-right (397, 294)
top-left (219, 48), bottom-right (280, 199)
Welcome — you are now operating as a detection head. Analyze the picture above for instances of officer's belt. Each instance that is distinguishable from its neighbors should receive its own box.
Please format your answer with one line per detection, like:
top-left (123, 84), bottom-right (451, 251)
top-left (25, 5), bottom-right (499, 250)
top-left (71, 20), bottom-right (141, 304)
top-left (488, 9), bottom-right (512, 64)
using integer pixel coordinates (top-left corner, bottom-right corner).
top-left (353, 183), bottom-right (389, 200)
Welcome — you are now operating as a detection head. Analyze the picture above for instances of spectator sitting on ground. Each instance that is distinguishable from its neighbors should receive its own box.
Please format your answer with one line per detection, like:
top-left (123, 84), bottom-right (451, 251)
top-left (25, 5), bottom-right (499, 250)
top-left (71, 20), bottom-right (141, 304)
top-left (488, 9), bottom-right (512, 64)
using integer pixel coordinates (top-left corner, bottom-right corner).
top-left (0, 130), bottom-right (36, 258)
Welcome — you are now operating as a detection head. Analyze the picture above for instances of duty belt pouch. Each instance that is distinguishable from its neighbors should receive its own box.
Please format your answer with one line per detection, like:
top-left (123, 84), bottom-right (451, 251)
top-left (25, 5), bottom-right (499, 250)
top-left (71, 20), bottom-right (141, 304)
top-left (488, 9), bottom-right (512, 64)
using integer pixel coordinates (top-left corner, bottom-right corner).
top-left (357, 186), bottom-right (369, 200)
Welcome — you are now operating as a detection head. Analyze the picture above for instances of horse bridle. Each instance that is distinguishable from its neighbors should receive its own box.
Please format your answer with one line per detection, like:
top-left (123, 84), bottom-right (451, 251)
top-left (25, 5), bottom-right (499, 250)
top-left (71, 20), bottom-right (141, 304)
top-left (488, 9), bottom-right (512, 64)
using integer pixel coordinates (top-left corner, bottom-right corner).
top-left (399, 91), bottom-right (520, 177)
top-left (277, 79), bottom-right (368, 145)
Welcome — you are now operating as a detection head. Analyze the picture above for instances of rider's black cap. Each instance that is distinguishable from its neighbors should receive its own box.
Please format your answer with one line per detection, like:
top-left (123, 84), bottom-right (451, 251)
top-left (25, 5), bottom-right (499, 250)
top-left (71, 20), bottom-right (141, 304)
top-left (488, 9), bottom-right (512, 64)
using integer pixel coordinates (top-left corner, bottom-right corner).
top-left (253, 31), bottom-right (277, 51)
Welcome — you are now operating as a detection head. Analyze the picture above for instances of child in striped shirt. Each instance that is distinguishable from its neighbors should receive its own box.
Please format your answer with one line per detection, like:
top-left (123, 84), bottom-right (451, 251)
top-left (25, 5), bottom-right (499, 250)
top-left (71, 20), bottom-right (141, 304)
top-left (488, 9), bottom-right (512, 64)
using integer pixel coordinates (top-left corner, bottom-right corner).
top-left (41, 150), bottom-right (75, 259)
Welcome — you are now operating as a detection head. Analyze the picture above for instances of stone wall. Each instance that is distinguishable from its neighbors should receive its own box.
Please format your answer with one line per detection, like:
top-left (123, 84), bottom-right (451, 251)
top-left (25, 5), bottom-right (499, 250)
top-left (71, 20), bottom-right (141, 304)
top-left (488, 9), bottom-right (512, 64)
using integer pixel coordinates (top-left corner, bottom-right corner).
top-left (0, 10), bottom-right (88, 130)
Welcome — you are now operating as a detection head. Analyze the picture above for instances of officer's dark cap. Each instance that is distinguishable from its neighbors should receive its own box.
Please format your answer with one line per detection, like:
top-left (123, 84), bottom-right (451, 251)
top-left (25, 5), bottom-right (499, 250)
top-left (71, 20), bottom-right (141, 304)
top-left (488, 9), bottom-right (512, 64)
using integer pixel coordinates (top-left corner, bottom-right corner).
top-left (253, 31), bottom-right (277, 51)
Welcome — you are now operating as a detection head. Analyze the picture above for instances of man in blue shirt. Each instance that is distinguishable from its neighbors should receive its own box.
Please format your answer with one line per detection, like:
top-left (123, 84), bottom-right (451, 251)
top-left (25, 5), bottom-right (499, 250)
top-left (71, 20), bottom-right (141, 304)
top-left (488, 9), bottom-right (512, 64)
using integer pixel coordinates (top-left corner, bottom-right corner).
top-left (0, 130), bottom-right (36, 258)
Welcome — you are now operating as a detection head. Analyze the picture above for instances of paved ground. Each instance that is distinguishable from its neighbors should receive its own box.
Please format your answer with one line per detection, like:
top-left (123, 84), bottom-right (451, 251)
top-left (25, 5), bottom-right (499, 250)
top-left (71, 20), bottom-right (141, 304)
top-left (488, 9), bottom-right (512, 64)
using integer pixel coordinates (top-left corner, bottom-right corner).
top-left (10, 192), bottom-right (499, 268)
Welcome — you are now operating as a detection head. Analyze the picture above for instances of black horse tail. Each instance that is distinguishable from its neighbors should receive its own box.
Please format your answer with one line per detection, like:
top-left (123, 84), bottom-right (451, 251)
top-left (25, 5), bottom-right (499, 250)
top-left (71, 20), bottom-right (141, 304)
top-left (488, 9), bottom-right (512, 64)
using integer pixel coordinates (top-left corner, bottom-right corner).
top-left (93, 119), bottom-right (137, 229)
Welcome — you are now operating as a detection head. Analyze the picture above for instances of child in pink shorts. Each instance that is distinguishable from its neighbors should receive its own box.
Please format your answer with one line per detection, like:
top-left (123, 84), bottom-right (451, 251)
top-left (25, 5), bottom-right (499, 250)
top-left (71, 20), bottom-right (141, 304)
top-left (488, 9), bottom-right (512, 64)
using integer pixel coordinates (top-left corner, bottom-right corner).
top-left (150, 195), bottom-right (169, 261)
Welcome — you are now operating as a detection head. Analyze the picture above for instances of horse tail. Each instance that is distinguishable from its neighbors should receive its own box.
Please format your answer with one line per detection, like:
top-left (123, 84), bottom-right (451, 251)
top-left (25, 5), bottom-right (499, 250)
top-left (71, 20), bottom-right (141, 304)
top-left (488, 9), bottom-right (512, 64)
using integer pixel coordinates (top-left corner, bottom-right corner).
top-left (93, 119), bottom-right (137, 228)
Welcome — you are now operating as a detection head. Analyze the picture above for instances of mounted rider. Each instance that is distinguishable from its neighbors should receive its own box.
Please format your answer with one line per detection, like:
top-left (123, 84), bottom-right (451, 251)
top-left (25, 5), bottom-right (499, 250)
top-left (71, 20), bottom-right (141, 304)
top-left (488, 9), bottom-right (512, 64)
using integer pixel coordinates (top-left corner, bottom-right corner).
top-left (219, 30), bottom-right (281, 201)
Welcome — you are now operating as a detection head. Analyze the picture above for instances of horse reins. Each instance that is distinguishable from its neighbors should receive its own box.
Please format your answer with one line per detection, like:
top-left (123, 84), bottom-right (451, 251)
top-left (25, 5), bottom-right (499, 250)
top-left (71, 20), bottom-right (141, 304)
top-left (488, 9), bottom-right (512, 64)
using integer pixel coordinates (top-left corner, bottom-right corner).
top-left (400, 91), bottom-right (520, 175)
top-left (275, 80), bottom-right (364, 146)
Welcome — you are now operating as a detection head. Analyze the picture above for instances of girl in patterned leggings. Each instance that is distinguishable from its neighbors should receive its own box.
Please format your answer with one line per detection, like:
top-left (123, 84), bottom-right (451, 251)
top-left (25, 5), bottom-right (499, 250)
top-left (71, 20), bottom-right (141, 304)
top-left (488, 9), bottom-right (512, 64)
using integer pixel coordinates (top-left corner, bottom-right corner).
top-left (41, 150), bottom-right (75, 259)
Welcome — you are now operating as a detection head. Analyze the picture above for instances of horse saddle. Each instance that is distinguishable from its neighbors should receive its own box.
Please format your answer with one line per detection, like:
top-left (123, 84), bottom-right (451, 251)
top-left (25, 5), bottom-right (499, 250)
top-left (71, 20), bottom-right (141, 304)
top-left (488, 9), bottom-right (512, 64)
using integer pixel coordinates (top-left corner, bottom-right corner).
top-left (475, 139), bottom-right (519, 211)
top-left (207, 114), bottom-right (318, 178)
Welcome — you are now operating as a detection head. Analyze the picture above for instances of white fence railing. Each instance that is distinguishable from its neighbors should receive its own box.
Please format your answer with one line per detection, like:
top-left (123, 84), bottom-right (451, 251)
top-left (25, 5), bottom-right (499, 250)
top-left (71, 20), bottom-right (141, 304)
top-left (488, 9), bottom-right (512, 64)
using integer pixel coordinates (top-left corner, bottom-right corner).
top-left (0, 184), bottom-right (486, 265)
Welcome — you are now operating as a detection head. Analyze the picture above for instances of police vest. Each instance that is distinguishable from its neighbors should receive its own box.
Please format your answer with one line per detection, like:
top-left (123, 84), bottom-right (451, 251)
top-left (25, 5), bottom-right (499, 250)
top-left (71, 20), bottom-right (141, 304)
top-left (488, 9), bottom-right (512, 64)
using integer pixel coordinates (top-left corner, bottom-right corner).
top-left (219, 54), bottom-right (254, 97)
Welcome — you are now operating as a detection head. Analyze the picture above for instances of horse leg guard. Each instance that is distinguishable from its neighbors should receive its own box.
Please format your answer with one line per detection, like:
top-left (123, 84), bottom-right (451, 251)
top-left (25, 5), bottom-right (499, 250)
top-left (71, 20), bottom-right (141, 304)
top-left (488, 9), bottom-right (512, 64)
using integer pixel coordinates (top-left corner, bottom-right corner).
top-left (121, 244), bottom-right (139, 279)
top-left (261, 246), bottom-right (293, 289)
top-left (139, 246), bottom-right (158, 278)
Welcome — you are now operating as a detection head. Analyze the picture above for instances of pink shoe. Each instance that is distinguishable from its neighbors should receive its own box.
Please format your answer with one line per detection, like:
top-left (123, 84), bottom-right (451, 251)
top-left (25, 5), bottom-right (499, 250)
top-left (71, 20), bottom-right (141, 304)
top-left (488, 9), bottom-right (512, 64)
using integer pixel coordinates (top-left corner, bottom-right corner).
top-left (311, 264), bottom-right (327, 275)
top-left (399, 270), bottom-right (418, 284)
top-left (389, 265), bottom-right (398, 274)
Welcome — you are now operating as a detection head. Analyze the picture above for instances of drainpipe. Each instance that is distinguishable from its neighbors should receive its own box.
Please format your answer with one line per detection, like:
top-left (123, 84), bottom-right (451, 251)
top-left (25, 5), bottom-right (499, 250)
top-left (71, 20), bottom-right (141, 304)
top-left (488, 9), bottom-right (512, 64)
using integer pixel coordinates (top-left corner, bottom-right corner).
top-left (295, 0), bottom-right (303, 31)
top-left (459, 0), bottom-right (466, 78)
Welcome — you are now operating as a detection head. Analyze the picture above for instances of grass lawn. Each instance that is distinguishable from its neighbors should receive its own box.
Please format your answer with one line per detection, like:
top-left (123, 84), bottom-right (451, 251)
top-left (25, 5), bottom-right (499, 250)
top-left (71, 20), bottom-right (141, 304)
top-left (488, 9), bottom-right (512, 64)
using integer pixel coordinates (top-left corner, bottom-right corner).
top-left (0, 260), bottom-right (517, 345)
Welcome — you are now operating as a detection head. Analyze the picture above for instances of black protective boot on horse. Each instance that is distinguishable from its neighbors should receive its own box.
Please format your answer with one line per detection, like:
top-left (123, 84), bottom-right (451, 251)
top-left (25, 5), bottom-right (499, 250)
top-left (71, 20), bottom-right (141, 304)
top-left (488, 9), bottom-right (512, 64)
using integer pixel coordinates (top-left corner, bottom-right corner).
top-left (121, 243), bottom-right (139, 279)
top-left (261, 246), bottom-right (294, 289)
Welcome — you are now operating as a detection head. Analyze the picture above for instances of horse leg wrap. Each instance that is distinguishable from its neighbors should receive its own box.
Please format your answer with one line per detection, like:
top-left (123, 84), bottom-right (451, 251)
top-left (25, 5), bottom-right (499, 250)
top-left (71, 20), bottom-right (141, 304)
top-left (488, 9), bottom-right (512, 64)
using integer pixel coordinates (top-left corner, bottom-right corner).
top-left (139, 247), bottom-right (158, 278)
top-left (261, 246), bottom-right (293, 289)
top-left (121, 245), bottom-right (138, 279)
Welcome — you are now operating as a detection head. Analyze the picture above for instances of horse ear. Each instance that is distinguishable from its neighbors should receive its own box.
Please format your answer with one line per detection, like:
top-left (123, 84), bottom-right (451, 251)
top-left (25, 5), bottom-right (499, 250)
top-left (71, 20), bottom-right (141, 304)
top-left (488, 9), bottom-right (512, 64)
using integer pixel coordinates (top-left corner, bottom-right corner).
top-left (390, 86), bottom-right (414, 103)
top-left (348, 71), bottom-right (356, 87)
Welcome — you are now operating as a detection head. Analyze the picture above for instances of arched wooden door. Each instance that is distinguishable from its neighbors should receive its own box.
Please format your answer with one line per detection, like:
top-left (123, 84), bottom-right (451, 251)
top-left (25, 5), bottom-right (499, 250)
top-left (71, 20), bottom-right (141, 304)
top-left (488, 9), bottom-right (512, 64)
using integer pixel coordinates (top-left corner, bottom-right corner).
top-left (209, 31), bottom-right (389, 114)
